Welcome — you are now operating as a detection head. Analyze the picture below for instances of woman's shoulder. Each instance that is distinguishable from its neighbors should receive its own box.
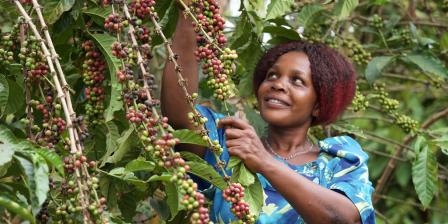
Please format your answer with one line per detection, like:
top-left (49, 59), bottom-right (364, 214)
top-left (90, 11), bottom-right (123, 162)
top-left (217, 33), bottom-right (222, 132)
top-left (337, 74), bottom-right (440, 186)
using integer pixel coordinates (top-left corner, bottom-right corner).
top-left (318, 135), bottom-right (368, 165)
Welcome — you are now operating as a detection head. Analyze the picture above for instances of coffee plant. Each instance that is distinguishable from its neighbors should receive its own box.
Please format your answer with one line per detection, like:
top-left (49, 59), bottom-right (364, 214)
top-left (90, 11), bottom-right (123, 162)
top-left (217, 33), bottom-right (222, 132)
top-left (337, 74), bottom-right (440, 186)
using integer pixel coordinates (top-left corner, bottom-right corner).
top-left (0, 0), bottom-right (447, 223)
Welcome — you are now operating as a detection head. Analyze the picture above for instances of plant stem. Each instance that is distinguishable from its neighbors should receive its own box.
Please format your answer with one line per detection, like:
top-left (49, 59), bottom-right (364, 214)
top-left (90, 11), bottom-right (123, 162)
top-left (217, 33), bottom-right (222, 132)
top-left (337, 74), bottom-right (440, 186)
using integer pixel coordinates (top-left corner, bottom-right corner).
top-left (374, 107), bottom-right (448, 203)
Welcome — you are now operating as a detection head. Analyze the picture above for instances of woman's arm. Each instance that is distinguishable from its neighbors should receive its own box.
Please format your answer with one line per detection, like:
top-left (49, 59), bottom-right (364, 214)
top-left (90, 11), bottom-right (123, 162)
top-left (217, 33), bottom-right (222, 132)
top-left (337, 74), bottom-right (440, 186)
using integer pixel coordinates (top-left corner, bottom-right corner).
top-left (219, 117), bottom-right (361, 223)
top-left (260, 160), bottom-right (361, 224)
top-left (161, 7), bottom-right (206, 157)
top-left (161, 10), bottom-right (197, 130)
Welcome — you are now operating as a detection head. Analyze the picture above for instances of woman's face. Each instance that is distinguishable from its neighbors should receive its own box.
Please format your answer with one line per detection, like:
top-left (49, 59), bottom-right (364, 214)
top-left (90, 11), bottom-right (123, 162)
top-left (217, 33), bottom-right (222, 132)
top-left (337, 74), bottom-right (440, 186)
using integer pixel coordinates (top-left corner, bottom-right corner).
top-left (257, 51), bottom-right (319, 128)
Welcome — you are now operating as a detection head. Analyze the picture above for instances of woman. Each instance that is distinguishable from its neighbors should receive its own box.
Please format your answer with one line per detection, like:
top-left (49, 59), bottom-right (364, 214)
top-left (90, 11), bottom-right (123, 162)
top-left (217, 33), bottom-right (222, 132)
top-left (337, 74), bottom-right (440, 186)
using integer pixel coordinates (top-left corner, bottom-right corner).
top-left (161, 7), bottom-right (375, 224)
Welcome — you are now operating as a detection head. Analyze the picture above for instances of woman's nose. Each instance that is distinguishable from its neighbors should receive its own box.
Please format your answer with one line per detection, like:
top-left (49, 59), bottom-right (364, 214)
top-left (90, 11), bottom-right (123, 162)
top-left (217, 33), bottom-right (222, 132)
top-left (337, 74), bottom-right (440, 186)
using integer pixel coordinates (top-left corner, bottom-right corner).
top-left (271, 77), bottom-right (288, 93)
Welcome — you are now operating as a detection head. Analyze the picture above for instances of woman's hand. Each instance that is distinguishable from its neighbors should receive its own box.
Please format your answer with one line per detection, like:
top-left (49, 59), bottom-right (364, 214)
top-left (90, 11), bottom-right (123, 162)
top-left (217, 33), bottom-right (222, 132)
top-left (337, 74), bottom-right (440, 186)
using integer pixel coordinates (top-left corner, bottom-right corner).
top-left (218, 117), bottom-right (273, 173)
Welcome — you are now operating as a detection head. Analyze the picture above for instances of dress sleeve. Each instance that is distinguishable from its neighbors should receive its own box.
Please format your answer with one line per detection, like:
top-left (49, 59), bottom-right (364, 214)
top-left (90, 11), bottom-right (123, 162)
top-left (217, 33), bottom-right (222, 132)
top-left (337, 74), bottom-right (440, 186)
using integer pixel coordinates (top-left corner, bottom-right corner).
top-left (322, 136), bottom-right (376, 224)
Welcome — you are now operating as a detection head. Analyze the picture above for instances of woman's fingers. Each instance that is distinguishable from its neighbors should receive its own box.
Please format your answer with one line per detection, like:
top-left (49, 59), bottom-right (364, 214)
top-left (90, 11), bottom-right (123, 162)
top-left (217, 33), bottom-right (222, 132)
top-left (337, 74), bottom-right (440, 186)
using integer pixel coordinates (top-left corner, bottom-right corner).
top-left (218, 116), bottom-right (251, 130)
top-left (224, 128), bottom-right (245, 139)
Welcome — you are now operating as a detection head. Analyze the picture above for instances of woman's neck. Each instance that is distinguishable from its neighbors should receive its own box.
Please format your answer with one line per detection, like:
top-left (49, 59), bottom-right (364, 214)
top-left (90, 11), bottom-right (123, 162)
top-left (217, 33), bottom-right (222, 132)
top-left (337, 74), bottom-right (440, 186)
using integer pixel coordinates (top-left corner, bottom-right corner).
top-left (267, 124), bottom-right (310, 154)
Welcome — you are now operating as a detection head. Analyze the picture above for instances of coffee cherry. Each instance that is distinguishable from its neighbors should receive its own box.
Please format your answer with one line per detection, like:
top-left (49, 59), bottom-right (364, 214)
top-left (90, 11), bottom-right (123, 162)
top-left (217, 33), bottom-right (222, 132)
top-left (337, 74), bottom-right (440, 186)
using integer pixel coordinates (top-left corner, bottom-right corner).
top-left (111, 42), bottom-right (129, 59)
top-left (129, 0), bottom-right (156, 19)
top-left (342, 38), bottom-right (371, 65)
top-left (370, 14), bottom-right (384, 29)
top-left (352, 90), bottom-right (369, 112)
top-left (222, 183), bottom-right (255, 223)
top-left (81, 40), bottom-right (106, 126)
top-left (104, 14), bottom-right (124, 32)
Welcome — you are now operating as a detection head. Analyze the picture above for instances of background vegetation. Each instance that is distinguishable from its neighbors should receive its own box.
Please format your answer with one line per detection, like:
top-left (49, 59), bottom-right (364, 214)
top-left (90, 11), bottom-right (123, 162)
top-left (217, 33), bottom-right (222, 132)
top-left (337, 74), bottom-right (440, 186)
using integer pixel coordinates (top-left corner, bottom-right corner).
top-left (0, 0), bottom-right (447, 223)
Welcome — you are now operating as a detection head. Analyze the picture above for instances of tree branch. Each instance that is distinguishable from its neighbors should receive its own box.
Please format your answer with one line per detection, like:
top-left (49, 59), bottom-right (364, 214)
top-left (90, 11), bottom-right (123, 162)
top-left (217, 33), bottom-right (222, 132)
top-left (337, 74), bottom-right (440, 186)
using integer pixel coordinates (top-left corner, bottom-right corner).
top-left (374, 107), bottom-right (448, 203)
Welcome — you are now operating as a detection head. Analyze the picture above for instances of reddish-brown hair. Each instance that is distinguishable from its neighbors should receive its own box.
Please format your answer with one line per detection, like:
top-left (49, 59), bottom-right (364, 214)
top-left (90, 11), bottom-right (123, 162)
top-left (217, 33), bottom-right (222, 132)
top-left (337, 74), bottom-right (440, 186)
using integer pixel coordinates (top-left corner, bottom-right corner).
top-left (253, 41), bottom-right (356, 126)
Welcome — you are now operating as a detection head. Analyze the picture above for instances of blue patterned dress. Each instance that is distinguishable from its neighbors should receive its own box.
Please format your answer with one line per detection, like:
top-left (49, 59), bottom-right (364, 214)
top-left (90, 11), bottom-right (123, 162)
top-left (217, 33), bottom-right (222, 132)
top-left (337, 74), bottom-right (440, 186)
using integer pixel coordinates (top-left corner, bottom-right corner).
top-left (195, 105), bottom-right (375, 224)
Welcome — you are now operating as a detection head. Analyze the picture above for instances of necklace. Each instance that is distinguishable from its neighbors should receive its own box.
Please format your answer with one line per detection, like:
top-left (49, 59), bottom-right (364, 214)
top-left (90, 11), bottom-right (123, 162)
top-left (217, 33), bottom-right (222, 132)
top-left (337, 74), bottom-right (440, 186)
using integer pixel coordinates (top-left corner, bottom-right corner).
top-left (263, 138), bottom-right (315, 161)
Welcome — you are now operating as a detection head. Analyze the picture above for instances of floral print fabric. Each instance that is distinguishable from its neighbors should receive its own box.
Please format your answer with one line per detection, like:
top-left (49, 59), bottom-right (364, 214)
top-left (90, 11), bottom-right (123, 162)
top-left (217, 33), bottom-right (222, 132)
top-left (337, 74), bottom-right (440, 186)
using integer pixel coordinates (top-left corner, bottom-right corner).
top-left (195, 105), bottom-right (375, 224)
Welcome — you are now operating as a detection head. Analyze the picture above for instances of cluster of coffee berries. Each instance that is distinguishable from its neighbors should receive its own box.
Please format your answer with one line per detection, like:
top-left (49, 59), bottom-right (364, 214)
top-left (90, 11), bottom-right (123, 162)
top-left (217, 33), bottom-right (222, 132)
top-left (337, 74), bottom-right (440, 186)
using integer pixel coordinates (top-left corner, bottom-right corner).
top-left (302, 25), bottom-right (322, 43)
top-left (324, 37), bottom-right (338, 49)
top-left (342, 39), bottom-right (371, 64)
top-left (63, 154), bottom-right (96, 174)
top-left (189, 0), bottom-right (236, 100)
top-left (54, 177), bottom-right (106, 222)
top-left (104, 14), bottom-right (124, 32)
top-left (189, 193), bottom-right (211, 224)
top-left (0, 32), bottom-right (16, 65)
top-left (17, 35), bottom-right (50, 80)
top-left (111, 41), bottom-right (129, 59)
top-left (393, 113), bottom-right (418, 133)
top-left (372, 83), bottom-right (419, 133)
top-left (135, 25), bottom-right (151, 44)
top-left (129, 0), bottom-right (156, 19)
top-left (116, 66), bottom-right (134, 83)
top-left (81, 40), bottom-right (106, 126)
top-left (351, 90), bottom-right (369, 112)
top-left (428, 75), bottom-right (445, 89)
top-left (379, 96), bottom-right (399, 112)
top-left (223, 183), bottom-right (255, 223)
top-left (399, 29), bottom-right (412, 45)
top-left (370, 14), bottom-right (384, 29)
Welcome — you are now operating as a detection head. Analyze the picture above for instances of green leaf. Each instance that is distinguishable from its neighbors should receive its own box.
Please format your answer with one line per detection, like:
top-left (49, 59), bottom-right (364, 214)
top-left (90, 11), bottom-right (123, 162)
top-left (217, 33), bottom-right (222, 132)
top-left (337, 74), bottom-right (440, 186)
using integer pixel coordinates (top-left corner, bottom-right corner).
top-left (16, 154), bottom-right (49, 215)
top-left (405, 54), bottom-right (448, 77)
top-left (431, 137), bottom-right (448, 155)
top-left (88, 33), bottom-right (123, 122)
top-left (244, 105), bottom-right (267, 137)
top-left (440, 32), bottom-right (448, 50)
top-left (179, 151), bottom-right (205, 163)
top-left (185, 161), bottom-right (227, 190)
top-left (104, 121), bottom-right (120, 163)
top-left (82, 6), bottom-right (111, 20)
top-left (229, 11), bottom-right (252, 49)
top-left (4, 79), bottom-right (24, 116)
top-left (243, 177), bottom-right (263, 216)
top-left (82, 6), bottom-right (112, 26)
top-left (0, 125), bottom-right (17, 166)
top-left (173, 129), bottom-right (208, 147)
top-left (101, 127), bottom-right (137, 166)
top-left (297, 4), bottom-right (325, 28)
top-left (35, 148), bottom-right (64, 177)
top-left (164, 182), bottom-right (180, 219)
top-left (0, 195), bottom-right (35, 224)
top-left (125, 157), bottom-right (155, 172)
top-left (412, 146), bottom-right (438, 209)
top-left (332, 0), bottom-right (359, 21)
top-left (152, 0), bottom-right (179, 45)
top-left (265, 0), bottom-right (294, 20)
top-left (0, 75), bottom-right (8, 114)
top-left (118, 192), bottom-right (138, 221)
top-left (42, 0), bottom-right (76, 25)
top-left (231, 163), bottom-right (255, 187)
top-left (147, 174), bottom-right (172, 182)
top-left (365, 56), bottom-right (394, 83)
top-left (106, 167), bottom-right (147, 191)
top-left (243, 0), bottom-right (267, 18)
top-left (263, 26), bottom-right (300, 40)
top-left (227, 156), bottom-right (242, 169)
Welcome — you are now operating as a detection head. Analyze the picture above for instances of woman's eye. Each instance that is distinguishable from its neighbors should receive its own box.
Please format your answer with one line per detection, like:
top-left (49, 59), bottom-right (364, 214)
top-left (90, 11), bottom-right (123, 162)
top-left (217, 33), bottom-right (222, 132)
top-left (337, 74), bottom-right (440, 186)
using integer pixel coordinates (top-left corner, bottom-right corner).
top-left (292, 77), bottom-right (303, 85)
top-left (266, 72), bottom-right (277, 80)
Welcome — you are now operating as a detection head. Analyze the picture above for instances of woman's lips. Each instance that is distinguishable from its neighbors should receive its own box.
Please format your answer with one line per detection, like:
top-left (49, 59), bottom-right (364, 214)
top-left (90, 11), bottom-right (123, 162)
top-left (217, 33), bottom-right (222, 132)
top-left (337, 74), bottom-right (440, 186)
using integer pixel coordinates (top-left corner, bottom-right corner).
top-left (264, 97), bottom-right (290, 108)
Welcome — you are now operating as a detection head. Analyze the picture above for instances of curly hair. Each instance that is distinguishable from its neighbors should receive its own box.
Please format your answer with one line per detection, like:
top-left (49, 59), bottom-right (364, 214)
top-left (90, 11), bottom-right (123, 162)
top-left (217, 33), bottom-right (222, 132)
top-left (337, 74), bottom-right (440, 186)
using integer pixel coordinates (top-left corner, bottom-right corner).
top-left (253, 41), bottom-right (356, 126)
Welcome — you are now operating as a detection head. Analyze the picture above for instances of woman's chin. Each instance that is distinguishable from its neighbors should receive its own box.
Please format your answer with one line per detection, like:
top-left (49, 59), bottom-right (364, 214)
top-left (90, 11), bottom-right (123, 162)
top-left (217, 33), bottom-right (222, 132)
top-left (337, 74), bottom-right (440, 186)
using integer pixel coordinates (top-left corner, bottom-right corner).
top-left (260, 110), bottom-right (292, 126)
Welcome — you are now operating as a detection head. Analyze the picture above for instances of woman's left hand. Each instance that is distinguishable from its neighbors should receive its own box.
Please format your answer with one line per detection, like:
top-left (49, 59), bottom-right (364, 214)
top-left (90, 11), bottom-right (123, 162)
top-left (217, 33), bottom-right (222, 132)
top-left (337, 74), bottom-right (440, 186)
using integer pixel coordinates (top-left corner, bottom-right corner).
top-left (218, 117), bottom-right (272, 173)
